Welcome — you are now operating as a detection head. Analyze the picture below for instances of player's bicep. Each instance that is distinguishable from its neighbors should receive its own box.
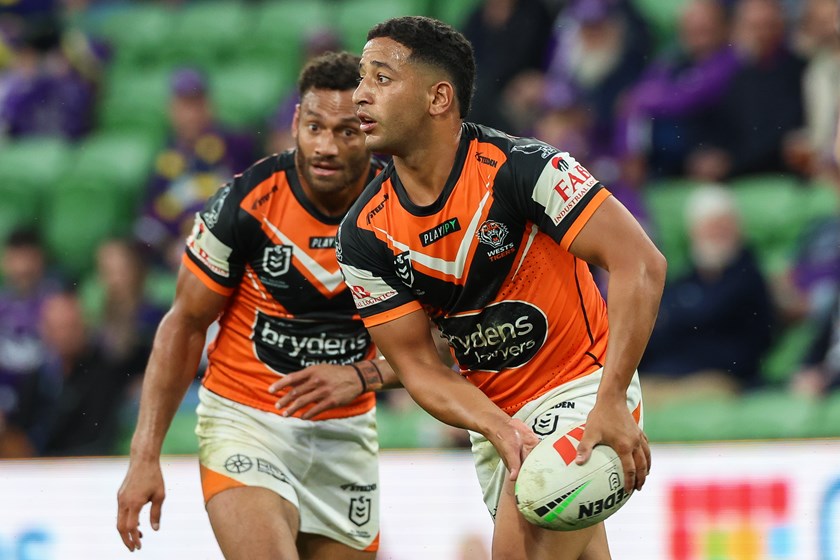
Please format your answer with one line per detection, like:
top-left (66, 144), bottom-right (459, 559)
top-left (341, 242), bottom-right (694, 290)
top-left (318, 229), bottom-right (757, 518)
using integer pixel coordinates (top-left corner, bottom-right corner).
top-left (171, 263), bottom-right (229, 330)
top-left (568, 196), bottom-right (660, 271)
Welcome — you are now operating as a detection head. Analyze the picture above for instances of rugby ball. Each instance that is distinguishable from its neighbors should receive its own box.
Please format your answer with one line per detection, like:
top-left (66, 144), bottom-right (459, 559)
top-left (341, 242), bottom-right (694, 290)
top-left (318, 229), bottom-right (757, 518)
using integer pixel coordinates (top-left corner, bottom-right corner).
top-left (515, 426), bottom-right (633, 531)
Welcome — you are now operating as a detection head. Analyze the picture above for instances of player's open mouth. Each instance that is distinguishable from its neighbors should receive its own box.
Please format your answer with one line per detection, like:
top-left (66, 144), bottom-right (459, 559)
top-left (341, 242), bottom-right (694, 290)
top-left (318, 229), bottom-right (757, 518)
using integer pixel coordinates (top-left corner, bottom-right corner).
top-left (357, 112), bottom-right (377, 133)
top-left (312, 163), bottom-right (341, 176)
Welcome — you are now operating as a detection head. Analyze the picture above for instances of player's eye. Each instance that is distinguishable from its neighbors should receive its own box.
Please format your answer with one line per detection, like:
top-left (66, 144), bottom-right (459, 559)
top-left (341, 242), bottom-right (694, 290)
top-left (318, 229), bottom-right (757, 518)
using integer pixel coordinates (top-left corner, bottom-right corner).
top-left (376, 74), bottom-right (390, 84)
top-left (343, 128), bottom-right (358, 137)
top-left (307, 123), bottom-right (319, 132)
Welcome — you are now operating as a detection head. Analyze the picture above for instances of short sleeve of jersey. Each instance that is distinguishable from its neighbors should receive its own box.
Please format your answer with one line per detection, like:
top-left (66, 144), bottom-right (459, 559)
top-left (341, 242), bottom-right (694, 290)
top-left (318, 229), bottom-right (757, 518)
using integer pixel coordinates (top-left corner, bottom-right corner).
top-left (336, 216), bottom-right (422, 327)
top-left (505, 139), bottom-right (611, 250)
top-left (182, 179), bottom-right (252, 296)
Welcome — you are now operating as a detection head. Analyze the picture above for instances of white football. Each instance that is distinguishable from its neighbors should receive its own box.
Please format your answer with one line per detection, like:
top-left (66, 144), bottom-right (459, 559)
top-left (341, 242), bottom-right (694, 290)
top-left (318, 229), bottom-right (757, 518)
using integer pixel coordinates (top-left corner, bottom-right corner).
top-left (515, 427), bottom-right (633, 531)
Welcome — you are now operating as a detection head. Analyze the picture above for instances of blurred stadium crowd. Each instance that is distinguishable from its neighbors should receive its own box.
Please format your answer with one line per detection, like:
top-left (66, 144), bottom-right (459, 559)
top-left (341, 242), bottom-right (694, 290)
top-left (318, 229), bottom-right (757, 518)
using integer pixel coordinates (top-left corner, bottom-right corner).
top-left (1, 0), bottom-right (839, 459)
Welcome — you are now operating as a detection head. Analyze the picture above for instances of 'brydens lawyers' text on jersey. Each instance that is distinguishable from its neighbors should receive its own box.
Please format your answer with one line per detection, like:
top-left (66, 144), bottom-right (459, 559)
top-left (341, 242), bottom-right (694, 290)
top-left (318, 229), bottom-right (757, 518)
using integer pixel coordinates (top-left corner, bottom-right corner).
top-left (184, 151), bottom-right (380, 420)
top-left (337, 123), bottom-right (610, 414)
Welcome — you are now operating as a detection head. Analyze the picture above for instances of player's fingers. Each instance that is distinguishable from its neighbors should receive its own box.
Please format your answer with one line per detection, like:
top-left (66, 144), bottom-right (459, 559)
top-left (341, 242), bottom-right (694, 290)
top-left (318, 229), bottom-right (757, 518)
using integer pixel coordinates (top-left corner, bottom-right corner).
top-left (300, 397), bottom-right (337, 420)
top-left (117, 504), bottom-right (140, 551)
top-left (575, 433), bottom-right (597, 465)
top-left (617, 450), bottom-right (637, 494)
top-left (273, 388), bottom-right (297, 410)
top-left (150, 495), bottom-right (164, 531)
top-left (642, 432), bottom-right (652, 474)
top-left (281, 388), bottom-right (323, 417)
top-left (269, 373), bottom-right (301, 394)
top-left (632, 445), bottom-right (648, 491)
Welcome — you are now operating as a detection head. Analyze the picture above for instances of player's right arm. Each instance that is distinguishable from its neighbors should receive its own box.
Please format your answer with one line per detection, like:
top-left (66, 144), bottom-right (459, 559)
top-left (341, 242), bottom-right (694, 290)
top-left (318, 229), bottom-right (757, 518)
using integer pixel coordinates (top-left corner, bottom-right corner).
top-left (366, 309), bottom-right (538, 479)
top-left (116, 266), bottom-right (228, 552)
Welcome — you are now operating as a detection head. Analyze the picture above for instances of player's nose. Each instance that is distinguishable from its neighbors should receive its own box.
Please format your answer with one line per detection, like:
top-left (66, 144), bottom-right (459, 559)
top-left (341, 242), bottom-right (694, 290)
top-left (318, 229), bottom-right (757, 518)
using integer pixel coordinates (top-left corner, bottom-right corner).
top-left (353, 78), bottom-right (370, 106)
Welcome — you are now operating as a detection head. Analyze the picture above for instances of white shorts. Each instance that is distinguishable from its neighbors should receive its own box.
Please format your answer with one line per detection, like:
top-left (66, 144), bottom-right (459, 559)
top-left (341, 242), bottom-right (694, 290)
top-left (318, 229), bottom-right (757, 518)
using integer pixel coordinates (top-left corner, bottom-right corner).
top-left (469, 369), bottom-right (643, 518)
top-left (195, 387), bottom-right (380, 551)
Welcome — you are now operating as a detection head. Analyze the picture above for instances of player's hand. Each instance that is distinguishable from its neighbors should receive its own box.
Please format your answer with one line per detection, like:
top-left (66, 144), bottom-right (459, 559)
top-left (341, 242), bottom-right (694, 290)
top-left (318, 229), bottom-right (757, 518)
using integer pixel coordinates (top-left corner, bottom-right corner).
top-left (116, 459), bottom-right (165, 552)
top-left (269, 364), bottom-right (364, 419)
top-left (575, 397), bottom-right (650, 493)
top-left (487, 417), bottom-right (540, 482)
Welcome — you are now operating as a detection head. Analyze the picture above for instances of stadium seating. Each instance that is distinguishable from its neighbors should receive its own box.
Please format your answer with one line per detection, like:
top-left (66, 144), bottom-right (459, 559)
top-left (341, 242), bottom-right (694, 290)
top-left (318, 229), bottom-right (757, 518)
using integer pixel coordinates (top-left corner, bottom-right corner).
top-left (96, 3), bottom-right (177, 68)
top-left (97, 67), bottom-right (171, 139)
top-left (211, 63), bottom-right (291, 129)
top-left (729, 174), bottom-right (803, 276)
top-left (336, 0), bottom-right (431, 53)
top-left (0, 137), bottom-right (72, 192)
top-left (163, 2), bottom-right (252, 68)
top-left (42, 184), bottom-right (127, 278)
top-left (238, 0), bottom-right (333, 84)
top-left (642, 177), bottom-right (698, 278)
top-left (631, 0), bottom-right (691, 52)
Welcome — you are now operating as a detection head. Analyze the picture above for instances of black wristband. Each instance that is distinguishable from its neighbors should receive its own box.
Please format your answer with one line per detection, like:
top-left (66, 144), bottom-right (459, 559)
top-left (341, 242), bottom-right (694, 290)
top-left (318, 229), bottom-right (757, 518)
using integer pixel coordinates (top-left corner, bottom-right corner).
top-left (350, 363), bottom-right (367, 392)
top-left (368, 359), bottom-right (384, 384)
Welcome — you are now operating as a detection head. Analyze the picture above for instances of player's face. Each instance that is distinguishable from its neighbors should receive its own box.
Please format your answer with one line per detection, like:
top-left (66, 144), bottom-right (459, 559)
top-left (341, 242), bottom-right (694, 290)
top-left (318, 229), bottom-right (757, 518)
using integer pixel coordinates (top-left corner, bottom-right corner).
top-left (293, 88), bottom-right (371, 195)
top-left (354, 37), bottom-right (432, 156)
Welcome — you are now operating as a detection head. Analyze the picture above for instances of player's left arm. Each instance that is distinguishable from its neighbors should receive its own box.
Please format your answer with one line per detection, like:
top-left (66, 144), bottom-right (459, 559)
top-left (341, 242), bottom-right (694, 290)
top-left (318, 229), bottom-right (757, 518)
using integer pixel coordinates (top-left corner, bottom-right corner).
top-left (568, 195), bottom-right (667, 492)
top-left (269, 357), bottom-right (401, 419)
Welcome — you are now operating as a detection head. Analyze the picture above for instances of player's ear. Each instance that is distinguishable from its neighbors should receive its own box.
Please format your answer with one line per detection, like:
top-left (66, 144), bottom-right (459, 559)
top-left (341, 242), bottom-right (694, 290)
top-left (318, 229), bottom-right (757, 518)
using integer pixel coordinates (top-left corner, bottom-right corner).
top-left (429, 81), bottom-right (455, 117)
top-left (291, 104), bottom-right (301, 139)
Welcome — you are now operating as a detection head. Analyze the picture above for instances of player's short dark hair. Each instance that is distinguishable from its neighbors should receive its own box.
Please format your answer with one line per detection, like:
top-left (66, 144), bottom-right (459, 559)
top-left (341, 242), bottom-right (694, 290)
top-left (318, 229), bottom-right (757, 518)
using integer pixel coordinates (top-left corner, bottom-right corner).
top-left (4, 226), bottom-right (42, 249)
top-left (298, 51), bottom-right (362, 96)
top-left (367, 16), bottom-right (475, 118)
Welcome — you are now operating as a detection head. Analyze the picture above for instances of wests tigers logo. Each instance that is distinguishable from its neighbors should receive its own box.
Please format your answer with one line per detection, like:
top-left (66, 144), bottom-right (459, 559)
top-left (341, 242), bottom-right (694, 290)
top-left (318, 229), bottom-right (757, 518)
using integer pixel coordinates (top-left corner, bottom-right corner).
top-left (476, 220), bottom-right (509, 249)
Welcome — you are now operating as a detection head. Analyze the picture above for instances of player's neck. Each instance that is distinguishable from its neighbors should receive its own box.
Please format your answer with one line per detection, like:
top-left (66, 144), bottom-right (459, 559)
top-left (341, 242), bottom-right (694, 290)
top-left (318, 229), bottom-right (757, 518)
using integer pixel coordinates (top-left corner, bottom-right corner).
top-left (393, 123), bottom-right (462, 207)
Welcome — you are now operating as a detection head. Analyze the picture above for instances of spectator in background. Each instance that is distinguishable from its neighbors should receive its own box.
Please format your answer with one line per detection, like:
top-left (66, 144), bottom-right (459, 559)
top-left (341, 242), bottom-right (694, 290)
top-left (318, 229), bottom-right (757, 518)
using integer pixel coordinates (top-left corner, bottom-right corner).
top-left (1, 291), bottom-right (134, 457)
top-left (461, 0), bottom-right (553, 132)
top-left (621, 0), bottom-right (738, 178)
top-left (640, 185), bottom-right (774, 405)
top-left (0, 14), bottom-right (97, 140)
top-left (688, 0), bottom-right (805, 180)
top-left (0, 228), bottom-right (61, 435)
top-left (543, 0), bottom-right (650, 149)
top-left (786, 0), bottom-right (840, 179)
top-left (134, 67), bottom-right (256, 271)
top-left (88, 238), bottom-right (165, 380)
top-left (265, 28), bottom-right (342, 154)
top-left (790, 292), bottom-right (840, 396)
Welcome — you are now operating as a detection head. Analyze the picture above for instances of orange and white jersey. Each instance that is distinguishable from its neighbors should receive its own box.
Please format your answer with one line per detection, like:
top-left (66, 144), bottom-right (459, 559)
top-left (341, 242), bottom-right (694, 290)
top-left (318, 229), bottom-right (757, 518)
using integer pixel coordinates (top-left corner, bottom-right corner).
top-left (337, 123), bottom-right (610, 415)
top-left (183, 151), bottom-right (382, 420)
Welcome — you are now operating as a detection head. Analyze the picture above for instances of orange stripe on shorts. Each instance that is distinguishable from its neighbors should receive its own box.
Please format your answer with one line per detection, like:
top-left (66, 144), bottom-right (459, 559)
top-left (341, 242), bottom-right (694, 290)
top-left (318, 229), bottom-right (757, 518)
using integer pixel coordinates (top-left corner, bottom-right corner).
top-left (364, 532), bottom-right (380, 552)
top-left (200, 464), bottom-right (246, 503)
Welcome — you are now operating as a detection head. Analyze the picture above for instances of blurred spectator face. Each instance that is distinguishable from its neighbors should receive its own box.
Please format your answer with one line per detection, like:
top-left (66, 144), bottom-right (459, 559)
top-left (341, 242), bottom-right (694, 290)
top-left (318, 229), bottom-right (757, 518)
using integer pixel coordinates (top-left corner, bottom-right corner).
top-left (1, 242), bottom-right (44, 296)
top-left (733, 0), bottom-right (786, 60)
top-left (686, 186), bottom-right (743, 272)
top-left (292, 88), bottom-right (370, 197)
top-left (799, 0), bottom-right (839, 49)
top-left (169, 68), bottom-right (212, 145)
top-left (680, 0), bottom-right (729, 59)
top-left (96, 239), bottom-right (145, 301)
top-left (39, 293), bottom-right (86, 364)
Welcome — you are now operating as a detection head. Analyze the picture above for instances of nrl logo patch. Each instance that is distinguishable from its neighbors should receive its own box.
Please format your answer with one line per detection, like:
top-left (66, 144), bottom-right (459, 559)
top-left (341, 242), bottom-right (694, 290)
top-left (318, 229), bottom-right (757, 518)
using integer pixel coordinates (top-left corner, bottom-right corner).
top-left (394, 251), bottom-right (414, 287)
top-left (263, 245), bottom-right (293, 277)
top-left (349, 496), bottom-right (372, 526)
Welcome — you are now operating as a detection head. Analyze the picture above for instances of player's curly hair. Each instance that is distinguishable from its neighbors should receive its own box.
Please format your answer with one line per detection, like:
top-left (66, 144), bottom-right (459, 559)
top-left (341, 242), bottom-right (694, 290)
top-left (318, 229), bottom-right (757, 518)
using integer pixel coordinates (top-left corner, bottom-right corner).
top-left (298, 51), bottom-right (362, 96)
top-left (367, 16), bottom-right (476, 118)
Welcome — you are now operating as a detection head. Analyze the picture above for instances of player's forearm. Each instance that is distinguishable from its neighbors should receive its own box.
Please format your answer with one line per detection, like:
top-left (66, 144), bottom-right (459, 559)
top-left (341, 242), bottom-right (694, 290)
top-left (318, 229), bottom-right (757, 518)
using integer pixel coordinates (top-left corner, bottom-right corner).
top-left (129, 311), bottom-right (208, 462)
top-left (399, 364), bottom-right (508, 435)
top-left (599, 252), bottom-right (666, 399)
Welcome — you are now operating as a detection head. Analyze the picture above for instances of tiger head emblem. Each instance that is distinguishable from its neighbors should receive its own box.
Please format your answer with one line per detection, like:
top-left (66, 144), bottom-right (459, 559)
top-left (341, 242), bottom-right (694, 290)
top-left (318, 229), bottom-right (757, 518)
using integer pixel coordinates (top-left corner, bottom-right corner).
top-left (476, 220), bottom-right (509, 248)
